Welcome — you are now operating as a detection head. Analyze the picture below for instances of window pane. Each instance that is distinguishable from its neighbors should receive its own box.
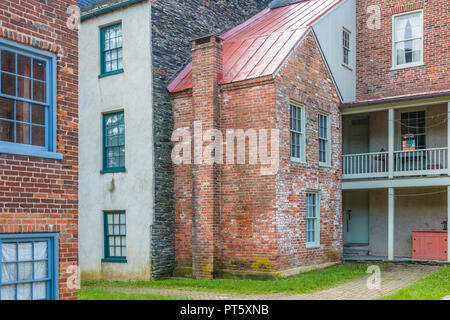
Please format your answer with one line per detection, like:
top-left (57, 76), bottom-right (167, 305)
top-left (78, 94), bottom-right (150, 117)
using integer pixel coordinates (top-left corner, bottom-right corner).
top-left (32, 125), bottom-right (45, 147)
top-left (1, 50), bottom-right (15, 73)
top-left (0, 120), bottom-right (14, 142)
top-left (34, 261), bottom-right (48, 280)
top-left (33, 282), bottom-right (46, 300)
top-left (18, 262), bottom-right (32, 281)
top-left (1, 285), bottom-right (16, 300)
top-left (16, 101), bottom-right (30, 122)
top-left (17, 283), bottom-right (32, 300)
top-left (31, 104), bottom-right (45, 125)
top-left (2, 263), bottom-right (17, 282)
top-left (395, 13), bottom-right (421, 41)
top-left (34, 242), bottom-right (48, 260)
top-left (0, 97), bottom-right (14, 120)
top-left (17, 55), bottom-right (31, 77)
top-left (33, 59), bottom-right (46, 81)
top-left (18, 242), bottom-right (32, 260)
top-left (1, 243), bottom-right (17, 261)
top-left (17, 77), bottom-right (32, 99)
top-left (16, 123), bottom-right (30, 144)
top-left (1, 73), bottom-right (16, 96)
top-left (33, 80), bottom-right (46, 102)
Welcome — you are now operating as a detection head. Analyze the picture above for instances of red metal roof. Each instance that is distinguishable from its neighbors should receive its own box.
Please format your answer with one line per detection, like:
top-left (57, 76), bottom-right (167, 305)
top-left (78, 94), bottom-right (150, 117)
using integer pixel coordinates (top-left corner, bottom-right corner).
top-left (168, 0), bottom-right (343, 93)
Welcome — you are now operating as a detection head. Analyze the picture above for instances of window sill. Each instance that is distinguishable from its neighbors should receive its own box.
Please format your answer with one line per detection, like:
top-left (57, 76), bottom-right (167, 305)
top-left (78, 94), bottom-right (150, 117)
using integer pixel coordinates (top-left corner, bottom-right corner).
top-left (342, 63), bottom-right (353, 71)
top-left (319, 163), bottom-right (332, 168)
top-left (102, 258), bottom-right (127, 264)
top-left (291, 157), bottom-right (306, 164)
top-left (0, 146), bottom-right (63, 160)
top-left (390, 62), bottom-right (424, 71)
top-left (100, 167), bottom-right (126, 174)
top-left (99, 69), bottom-right (124, 78)
top-left (306, 244), bottom-right (321, 249)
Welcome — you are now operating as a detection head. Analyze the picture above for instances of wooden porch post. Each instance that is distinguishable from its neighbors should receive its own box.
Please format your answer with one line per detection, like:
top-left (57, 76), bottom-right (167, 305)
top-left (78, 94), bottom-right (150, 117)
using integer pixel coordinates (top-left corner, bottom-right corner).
top-left (389, 109), bottom-right (395, 179)
top-left (448, 186), bottom-right (450, 262)
top-left (447, 102), bottom-right (450, 176)
top-left (388, 187), bottom-right (395, 261)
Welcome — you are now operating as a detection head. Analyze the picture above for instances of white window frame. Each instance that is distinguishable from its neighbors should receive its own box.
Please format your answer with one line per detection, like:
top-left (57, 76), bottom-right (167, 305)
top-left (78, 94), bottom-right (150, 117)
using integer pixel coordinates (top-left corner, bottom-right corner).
top-left (391, 9), bottom-right (424, 70)
top-left (290, 101), bottom-right (306, 163)
top-left (306, 191), bottom-right (321, 249)
top-left (342, 28), bottom-right (351, 68)
top-left (318, 112), bottom-right (331, 167)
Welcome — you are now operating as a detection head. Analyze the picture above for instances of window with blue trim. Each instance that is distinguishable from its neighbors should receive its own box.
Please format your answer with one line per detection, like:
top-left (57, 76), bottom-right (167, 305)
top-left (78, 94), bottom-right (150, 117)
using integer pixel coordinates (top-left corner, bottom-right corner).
top-left (0, 39), bottom-right (58, 159)
top-left (102, 111), bottom-right (125, 173)
top-left (103, 211), bottom-right (126, 263)
top-left (0, 234), bottom-right (57, 300)
top-left (100, 23), bottom-right (123, 77)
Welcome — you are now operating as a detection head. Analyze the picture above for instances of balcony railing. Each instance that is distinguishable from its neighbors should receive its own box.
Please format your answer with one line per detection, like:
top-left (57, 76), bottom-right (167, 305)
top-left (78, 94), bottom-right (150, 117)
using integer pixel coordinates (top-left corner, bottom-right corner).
top-left (343, 147), bottom-right (448, 179)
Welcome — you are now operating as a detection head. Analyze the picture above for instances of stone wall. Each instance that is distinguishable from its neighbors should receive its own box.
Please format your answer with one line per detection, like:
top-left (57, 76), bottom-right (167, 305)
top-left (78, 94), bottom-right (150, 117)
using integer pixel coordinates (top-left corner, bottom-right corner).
top-left (151, 0), bottom-right (272, 279)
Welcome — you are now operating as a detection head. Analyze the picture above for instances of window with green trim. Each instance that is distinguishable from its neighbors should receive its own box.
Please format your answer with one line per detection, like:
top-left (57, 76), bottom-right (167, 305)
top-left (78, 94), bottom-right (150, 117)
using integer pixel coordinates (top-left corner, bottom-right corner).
top-left (103, 211), bottom-right (126, 262)
top-left (102, 111), bottom-right (125, 172)
top-left (100, 23), bottom-right (123, 76)
top-left (318, 113), bottom-right (331, 166)
top-left (306, 192), bottom-right (320, 248)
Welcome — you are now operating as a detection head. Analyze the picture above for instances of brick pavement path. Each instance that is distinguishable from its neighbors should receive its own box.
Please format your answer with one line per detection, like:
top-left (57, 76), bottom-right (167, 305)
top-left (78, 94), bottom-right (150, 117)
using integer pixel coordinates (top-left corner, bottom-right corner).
top-left (95, 264), bottom-right (441, 300)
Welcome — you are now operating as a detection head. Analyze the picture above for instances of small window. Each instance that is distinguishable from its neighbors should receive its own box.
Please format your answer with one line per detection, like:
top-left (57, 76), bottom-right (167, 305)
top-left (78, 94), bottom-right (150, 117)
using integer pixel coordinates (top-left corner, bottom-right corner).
top-left (306, 192), bottom-right (320, 248)
top-left (0, 39), bottom-right (59, 159)
top-left (342, 29), bottom-right (351, 66)
top-left (103, 211), bottom-right (126, 262)
top-left (400, 111), bottom-right (425, 150)
top-left (393, 11), bottom-right (423, 68)
top-left (0, 234), bottom-right (58, 300)
top-left (318, 113), bottom-right (331, 166)
top-left (290, 102), bottom-right (305, 162)
top-left (102, 111), bottom-right (125, 173)
top-left (100, 23), bottom-right (123, 76)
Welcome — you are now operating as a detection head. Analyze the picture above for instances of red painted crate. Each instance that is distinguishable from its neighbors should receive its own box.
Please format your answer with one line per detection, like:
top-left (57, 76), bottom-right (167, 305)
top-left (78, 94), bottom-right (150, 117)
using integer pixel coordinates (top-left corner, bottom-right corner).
top-left (412, 231), bottom-right (448, 261)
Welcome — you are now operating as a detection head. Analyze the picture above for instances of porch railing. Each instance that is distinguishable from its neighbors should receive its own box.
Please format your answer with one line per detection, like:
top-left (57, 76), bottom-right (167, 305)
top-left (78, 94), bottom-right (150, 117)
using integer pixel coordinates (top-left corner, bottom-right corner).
top-left (343, 147), bottom-right (449, 179)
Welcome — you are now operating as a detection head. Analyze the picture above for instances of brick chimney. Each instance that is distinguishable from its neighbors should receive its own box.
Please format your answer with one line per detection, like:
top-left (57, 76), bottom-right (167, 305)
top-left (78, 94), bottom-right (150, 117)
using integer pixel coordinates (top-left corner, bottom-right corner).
top-left (191, 35), bottom-right (223, 279)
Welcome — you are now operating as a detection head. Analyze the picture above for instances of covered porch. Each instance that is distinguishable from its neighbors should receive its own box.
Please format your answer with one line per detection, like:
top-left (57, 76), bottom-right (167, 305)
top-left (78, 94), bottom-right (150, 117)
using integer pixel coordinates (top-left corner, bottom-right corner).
top-left (342, 185), bottom-right (449, 262)
top-left (342, 102), bottom-right (450, 180)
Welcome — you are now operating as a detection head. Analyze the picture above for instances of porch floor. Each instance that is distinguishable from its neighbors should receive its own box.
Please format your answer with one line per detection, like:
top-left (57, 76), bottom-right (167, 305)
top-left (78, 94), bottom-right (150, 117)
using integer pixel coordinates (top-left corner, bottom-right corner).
top-left (344, 255), bottom-right (450, 264)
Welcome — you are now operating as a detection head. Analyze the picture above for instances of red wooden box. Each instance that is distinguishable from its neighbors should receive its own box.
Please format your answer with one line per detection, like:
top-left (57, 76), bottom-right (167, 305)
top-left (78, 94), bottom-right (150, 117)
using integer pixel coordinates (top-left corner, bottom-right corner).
top-left (412, 231), bottom-right (448, 261)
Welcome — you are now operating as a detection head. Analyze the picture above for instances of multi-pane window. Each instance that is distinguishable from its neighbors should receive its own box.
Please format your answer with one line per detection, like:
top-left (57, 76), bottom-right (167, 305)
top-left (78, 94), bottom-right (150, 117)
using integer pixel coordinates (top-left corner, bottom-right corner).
top-left (103, 111), bottom-right (125, 172)
top-left (104, 212), bottom-right (126, 261)
top-left (290, 102), bottom-right (305, 161)
top-left (100, 23), bottom-right (123, 75)
top-left (0, 234), bottom-right (57, 300)
top-left (0, 41), bottom-right (55, 155)
top-left (393, 11), bottom-right (423, 68)
top-left (400, 111), bottom-right (425, 150)
top-left (306, 192), bottom-right (320, 247)
top-left (343, 29), bottom-right (350, 66)
top-left (318, 113), bottom-right (330, 166)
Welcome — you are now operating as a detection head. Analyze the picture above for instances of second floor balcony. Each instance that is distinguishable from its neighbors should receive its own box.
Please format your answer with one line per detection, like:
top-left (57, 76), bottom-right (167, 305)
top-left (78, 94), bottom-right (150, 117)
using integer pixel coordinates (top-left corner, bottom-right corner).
top-left (343, 102), bottom-right (450, 180)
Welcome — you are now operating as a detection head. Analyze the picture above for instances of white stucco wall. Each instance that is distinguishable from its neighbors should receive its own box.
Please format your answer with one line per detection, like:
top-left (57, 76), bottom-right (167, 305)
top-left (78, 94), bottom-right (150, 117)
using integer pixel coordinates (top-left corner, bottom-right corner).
top-left (79, 1), bottom-right (153, 280)
top-left (368, 187), bottom-right (447, 257)
top-left (313, 0), bottom-right (356, 103)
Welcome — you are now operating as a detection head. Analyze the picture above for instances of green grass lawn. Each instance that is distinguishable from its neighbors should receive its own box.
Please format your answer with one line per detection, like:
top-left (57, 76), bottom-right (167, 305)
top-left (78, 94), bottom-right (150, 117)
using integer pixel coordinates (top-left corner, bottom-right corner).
top-left (78, 288), bottom-right (191, 300)
top-left (380, 266), bottom-right (450, 300)
top-left (81, 263), bottom-right (371, 295)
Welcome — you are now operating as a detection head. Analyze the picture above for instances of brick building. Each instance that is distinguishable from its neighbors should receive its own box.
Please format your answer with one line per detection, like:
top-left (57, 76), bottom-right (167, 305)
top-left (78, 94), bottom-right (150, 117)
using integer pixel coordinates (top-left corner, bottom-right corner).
top-left (0, 1), bottom-right (79, 299)
top-left (169, 0), bottom-right (450, 279)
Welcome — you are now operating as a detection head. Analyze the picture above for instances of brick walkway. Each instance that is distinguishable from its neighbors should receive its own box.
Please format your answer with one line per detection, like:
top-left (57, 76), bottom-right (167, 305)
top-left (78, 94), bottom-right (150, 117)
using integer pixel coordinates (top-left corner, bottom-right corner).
top-left (98, 264), bottom-right (441, 300)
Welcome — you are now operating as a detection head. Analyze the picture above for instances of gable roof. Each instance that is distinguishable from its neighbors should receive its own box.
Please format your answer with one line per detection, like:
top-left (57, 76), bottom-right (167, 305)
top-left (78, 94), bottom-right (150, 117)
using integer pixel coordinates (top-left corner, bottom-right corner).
top-left (168, 0), bottom-right (342, 93)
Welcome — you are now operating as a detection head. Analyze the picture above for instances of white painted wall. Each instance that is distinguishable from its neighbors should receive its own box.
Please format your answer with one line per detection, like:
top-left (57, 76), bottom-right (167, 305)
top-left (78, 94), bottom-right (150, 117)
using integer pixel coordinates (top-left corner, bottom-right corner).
top-left (313, 0), bottom-right (356, 103)
top-left (368, 187), bottom-right (447, 257)
top-left (79, 1), bottom-right (153, 280)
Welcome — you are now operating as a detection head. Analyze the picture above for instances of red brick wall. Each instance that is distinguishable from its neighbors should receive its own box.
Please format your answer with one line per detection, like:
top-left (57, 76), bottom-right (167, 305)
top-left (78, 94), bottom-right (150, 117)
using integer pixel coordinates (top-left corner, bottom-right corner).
top-left (172, 32), bottom-right (342, 276)
top-left (356, 0), bottom-right (449, 100)
top-left (0, 0), bottom-right (78, 300)
top-left (275, 33), bottom-right (343, 270)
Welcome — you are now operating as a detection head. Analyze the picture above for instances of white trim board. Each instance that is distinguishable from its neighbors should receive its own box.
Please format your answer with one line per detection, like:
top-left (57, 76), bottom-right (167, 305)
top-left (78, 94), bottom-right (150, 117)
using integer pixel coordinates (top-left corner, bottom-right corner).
top-left (343, 177), bottom-right (450, 190)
